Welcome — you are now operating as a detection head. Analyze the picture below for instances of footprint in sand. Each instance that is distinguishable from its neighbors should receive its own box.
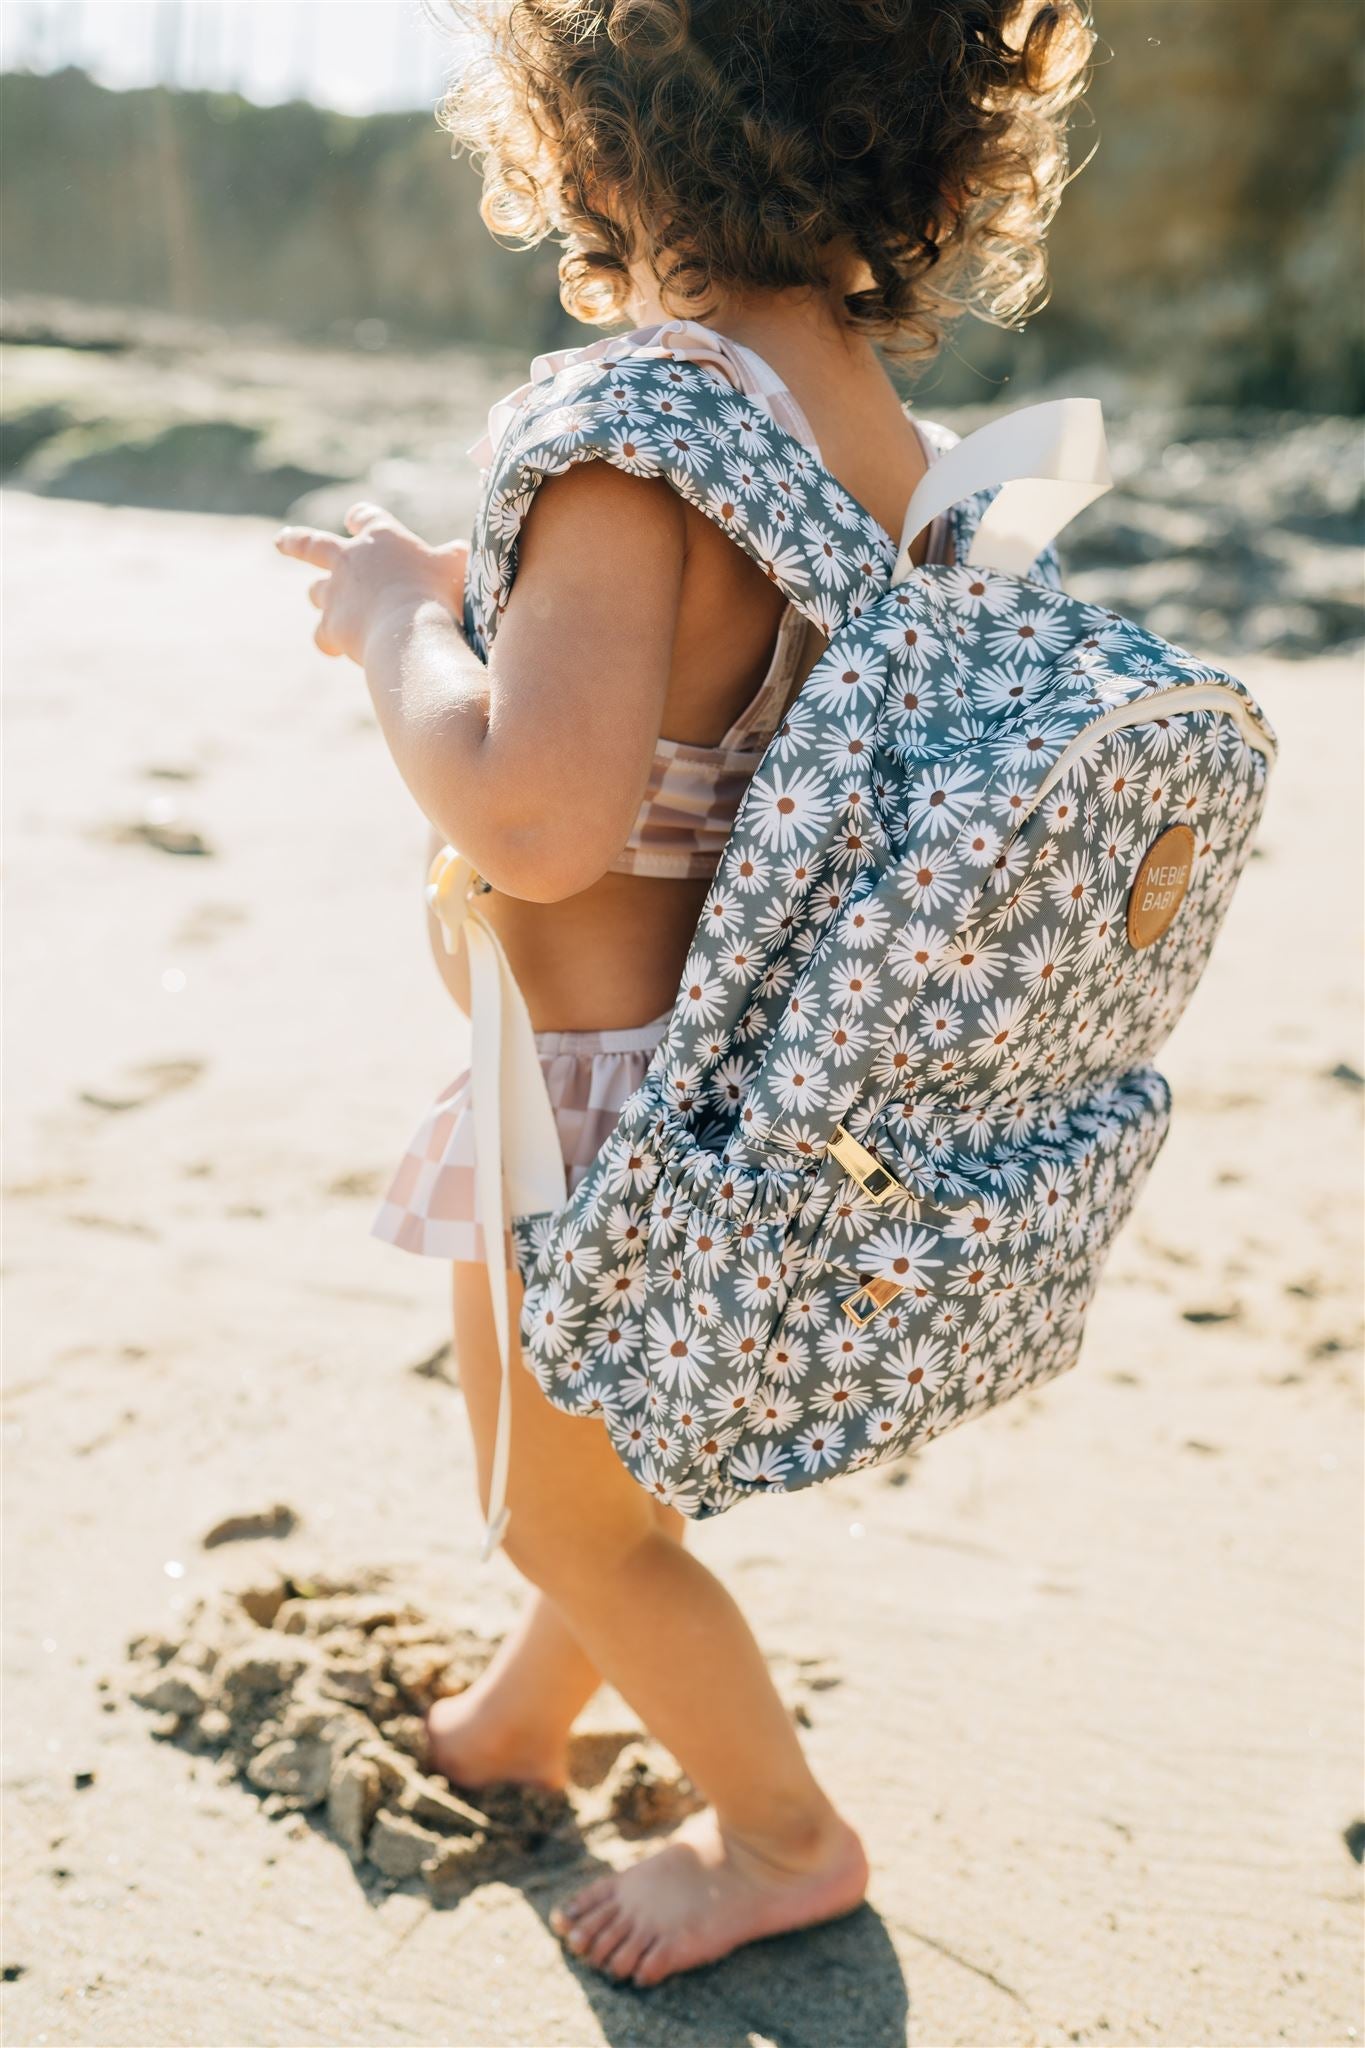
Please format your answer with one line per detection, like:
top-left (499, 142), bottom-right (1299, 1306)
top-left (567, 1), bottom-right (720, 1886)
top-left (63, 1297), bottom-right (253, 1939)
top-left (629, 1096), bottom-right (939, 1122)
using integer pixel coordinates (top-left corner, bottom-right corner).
top-left (79, 1057), bottom-right (205, 1113)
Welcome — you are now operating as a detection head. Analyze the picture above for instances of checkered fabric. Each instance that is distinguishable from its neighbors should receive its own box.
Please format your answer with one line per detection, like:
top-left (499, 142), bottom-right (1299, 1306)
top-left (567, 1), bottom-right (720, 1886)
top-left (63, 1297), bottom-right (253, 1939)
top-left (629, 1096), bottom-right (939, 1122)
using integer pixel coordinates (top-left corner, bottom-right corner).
top-left (371, 1015), bottom-right (670, 1264)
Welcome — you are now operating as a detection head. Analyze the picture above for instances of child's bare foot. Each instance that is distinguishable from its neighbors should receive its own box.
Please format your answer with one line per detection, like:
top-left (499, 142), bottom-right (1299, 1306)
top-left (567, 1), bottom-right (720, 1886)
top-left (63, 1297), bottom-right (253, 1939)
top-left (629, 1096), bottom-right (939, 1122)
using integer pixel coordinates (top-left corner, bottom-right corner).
top-left (549, 1806), bottom-right (868, 1986)
top-left (426, 1689), bottom-right (568, 1792)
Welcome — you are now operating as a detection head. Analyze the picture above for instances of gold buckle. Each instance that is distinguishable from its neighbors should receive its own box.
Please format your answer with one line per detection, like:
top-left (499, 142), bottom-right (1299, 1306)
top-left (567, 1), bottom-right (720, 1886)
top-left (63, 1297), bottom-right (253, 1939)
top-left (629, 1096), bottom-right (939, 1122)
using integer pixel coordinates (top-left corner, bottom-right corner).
top-left (827, 1125), bottom-right (912, 1207)
top-left (842, 1277), bottom-right (903, 1326)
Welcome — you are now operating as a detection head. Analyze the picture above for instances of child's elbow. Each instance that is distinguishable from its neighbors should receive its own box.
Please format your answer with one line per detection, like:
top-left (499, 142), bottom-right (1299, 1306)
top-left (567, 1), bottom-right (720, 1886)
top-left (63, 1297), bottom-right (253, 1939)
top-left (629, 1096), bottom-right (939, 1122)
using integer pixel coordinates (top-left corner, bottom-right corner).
top-left (472, 820), bottom-right (614, 904)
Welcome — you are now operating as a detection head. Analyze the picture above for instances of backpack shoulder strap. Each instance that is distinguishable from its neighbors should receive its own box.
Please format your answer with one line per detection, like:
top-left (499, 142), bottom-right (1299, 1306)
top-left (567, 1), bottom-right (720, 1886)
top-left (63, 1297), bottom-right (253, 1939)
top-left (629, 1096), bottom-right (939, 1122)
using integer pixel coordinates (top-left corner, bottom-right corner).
top-left (892, 397), bottom-right (1111, 586)
top-left (463, 353), bottom-right (896, 656)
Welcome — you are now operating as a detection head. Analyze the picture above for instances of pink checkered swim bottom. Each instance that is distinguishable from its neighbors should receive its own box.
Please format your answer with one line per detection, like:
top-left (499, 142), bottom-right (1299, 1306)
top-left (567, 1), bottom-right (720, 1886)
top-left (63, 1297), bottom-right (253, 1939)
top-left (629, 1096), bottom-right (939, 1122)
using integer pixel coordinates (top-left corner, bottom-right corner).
top-left (370, 1011), bottom-right (672, 1265)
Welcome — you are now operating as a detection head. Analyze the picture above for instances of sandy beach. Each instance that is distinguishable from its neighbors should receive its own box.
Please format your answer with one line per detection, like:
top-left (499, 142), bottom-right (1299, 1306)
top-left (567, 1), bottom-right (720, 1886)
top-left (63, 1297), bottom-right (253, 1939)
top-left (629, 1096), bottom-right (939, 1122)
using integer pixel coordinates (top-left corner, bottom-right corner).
top-left (3, 486), bottom-right (1362, 2047)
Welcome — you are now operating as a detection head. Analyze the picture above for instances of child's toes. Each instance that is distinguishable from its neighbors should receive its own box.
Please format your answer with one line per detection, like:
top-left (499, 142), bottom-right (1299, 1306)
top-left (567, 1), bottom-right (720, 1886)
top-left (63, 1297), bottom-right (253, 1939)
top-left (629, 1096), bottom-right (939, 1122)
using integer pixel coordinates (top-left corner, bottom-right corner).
top-left (561, 1893), bottom-right (621, 1954)
top-left (634, 1941), bottom-right (671, 1990)
top-left (603, 1921), bottom-right (654, 1981)
top-left (582, 1910), bottom-right (632, 1970)
top-left (551, 1876), bottom-right (613, 1933)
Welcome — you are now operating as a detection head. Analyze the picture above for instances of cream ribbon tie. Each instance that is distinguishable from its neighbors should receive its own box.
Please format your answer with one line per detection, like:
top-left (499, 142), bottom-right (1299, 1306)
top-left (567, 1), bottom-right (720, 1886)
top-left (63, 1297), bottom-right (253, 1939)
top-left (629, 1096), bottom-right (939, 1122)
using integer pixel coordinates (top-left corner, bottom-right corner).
top-left (425, 846), bottom-right (567, 1559)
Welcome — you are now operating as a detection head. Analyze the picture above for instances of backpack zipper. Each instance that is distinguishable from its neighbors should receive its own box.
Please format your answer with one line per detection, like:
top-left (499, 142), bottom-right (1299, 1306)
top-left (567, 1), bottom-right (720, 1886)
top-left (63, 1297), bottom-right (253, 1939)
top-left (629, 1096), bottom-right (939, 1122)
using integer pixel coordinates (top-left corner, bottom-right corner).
top-left (1025, 682), bottom-right (1276, 825)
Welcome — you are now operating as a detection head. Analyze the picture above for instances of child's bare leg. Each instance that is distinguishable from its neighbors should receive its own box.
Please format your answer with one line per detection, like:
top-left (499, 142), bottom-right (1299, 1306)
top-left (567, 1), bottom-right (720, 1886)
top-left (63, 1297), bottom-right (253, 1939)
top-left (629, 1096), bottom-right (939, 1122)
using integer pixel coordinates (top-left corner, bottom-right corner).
top-left (451, 1264), bottom-right (867, 1988)
top-left (427, 1590), bottom-right (600, 1789)
top-left (428, 1496), bottom-right (686, 1789)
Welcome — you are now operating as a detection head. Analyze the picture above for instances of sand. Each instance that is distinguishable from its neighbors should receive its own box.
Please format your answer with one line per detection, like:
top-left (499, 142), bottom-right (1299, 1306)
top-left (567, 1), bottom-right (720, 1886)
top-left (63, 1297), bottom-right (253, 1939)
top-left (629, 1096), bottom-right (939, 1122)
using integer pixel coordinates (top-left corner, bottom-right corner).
top-left (3, 488), bottom-right (1362, 2048)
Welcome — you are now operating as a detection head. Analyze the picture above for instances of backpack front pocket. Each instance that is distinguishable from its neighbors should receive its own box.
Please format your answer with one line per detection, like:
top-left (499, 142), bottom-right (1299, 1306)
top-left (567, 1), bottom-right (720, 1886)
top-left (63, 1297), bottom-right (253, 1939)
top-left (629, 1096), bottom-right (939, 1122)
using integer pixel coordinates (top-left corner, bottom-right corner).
top-left (712, 1067), bottom-right (1173, 1501)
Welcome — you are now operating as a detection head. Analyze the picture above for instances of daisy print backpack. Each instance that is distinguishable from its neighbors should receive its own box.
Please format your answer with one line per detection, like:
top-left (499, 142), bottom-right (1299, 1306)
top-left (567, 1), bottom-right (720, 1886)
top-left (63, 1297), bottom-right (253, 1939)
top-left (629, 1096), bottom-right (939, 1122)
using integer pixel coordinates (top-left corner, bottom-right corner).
top-left (435, 344), bottom-right (1277, 1539)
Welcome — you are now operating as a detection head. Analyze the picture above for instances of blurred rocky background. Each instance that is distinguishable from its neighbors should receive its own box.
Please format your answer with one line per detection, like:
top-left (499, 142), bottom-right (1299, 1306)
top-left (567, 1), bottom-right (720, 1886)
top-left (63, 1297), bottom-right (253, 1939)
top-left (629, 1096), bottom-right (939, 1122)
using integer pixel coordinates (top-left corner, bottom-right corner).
top-left (1, 0), bottom-right (1362, 659)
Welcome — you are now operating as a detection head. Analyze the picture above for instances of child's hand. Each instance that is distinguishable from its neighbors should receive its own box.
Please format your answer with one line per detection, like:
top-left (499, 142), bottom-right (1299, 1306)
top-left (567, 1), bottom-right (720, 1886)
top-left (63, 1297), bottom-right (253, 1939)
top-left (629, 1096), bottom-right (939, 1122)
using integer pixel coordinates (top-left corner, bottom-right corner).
top-left (275, 504), bottom-right (468, 665)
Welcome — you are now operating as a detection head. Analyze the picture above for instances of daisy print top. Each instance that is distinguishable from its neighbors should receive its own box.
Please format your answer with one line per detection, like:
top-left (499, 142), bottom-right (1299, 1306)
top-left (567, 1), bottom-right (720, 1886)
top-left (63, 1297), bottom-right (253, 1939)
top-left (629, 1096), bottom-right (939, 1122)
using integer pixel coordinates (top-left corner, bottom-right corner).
top-left (467, 321), bottom-right (957, 881)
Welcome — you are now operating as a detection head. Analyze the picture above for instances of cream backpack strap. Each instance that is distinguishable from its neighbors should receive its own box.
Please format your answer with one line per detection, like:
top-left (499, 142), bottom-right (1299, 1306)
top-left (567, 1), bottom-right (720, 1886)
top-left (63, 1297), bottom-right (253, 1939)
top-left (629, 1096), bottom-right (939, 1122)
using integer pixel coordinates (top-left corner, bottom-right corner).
top-left (426, 847), bottom-right (568, 1560)
top-left (891, 397), bottom-right (1111, 585)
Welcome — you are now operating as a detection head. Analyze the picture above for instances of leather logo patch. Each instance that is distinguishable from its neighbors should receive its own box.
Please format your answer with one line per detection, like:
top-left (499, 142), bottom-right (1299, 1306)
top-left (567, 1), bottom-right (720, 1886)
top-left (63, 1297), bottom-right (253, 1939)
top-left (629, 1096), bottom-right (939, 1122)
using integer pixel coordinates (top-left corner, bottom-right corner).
top-left (1127, 823), bottom-right (1196, 949)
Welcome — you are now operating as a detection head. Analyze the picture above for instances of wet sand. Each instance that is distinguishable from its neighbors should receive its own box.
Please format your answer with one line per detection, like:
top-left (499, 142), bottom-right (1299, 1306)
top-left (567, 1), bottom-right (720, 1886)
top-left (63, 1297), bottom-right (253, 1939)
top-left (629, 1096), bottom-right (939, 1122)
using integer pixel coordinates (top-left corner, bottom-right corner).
top-left (3, 489), bottom-right (1362, 2046)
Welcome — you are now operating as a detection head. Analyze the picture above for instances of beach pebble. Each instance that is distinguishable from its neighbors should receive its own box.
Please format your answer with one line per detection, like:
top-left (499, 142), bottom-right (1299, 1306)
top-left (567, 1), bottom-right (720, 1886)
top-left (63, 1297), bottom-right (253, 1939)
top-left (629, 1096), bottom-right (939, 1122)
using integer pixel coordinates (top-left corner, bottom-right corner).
top-left (317, 1656), bottom-right (398, 1719)
top-left (129, 1663), bottom-right (210, 1719)
top-left (126, 1631), bottom-right (179, 1667)
top-left (202, 1503), bottom-right (298, 1549)
top-left (236, 1582), bottom-right (287, 1629)
top-left (366, 1810), bottom-right (443, 1881)
top-left (398, 1774), bottom-right (489, 1837)
top-left (604, 1742), bottom-right (701, 1838)
top-left (378, 1713), bottom-right (430, 1765)
top-left (216, 1644), bottom-right (315, 1721)
top-left (327, 1754), bottom-right (382, 1862)
top-left (245, 1736), bottom-right (331, 1811)
top-left (421, 1832), bottom-right (496, 1902)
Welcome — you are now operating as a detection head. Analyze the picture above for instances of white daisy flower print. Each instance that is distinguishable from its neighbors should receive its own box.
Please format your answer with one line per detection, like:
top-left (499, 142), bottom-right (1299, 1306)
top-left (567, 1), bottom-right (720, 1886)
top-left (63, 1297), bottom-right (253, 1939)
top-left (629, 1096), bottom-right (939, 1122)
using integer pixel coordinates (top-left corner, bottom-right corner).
top-left (818, 1011), bottom-right (871, 1068)
top-left (857, 1222), bottom-right (944, 1292)
top-left (735, 1254), bottom-right (790, 1313)
top-left (932, 928), bottom-right (1007, 1001)
top-left (717, 1312), bottom-right (770, 1374)
top-left (828, 958), bottom-right (882, 1012)
top-left (863, 1406), bottom-right (903, 1448)
top-left (874, 610), bottom-right (943, 670)
top-left (819, 476), bottom-right (863, 526)
top-left (752, 527), bottom-right (810, 590)
top-left (1045, 853), bottom-right (1099, 922)
top-left (1013, 926), bottom-right (1074, 995)
top-left (801, 519), bottom-right (850, 588)
top-left (525, 1283), bottom-right (584, 1361)
top-left (764, 1331), bottom-right (811, 1384)
top-left (974, 659), bottom-right (1047, 715)
top-left (793, 1419), bottom-right (847, 1473)
top-left (920, 998), bottom-right (963, 1047)
top-left (886, 918), bottom-right (948, 988)
top-left (878, 1335), bottom-right (949, 1410)
top-left (938, 563), bottom-right (1018, 616)
top-left (591, 1261), bottom-right (648, 1314)
top-left (675, 953), bottom-right (727, 1027)
top-left (722, 451), bottom-right (766, 500)
top-left (958, 818), bottom-right (1003, 868)
top-left (906, 761), bottom-right (987, 840)
top-left (729, 1441), bottom-right (792, 1491)
top-left (645, 1306), bottom-right (714, 1396)
top-left (747, 766), bottom-right (834, 851)
top-left (983, 602), bottom-right (1072, 661)
top-left (751, 1383), bottom-right (804, 1435)
top-left (839, 893), bottom-right (892, 950)
top-left (970, 995), bottom-right (1033, 1065)
top-left (767, 1046), bottom-right (832, 1115)
top-left (728, 845), bottom-right (773, 894)
top-left (896, 842), bottom-right (962, 914)
top-left (803, 643), bottom-right (880, 713)
top-left (684, 1213), bottom-right (732, 1282)
top-left (717, 396), bottom-right (773, 455)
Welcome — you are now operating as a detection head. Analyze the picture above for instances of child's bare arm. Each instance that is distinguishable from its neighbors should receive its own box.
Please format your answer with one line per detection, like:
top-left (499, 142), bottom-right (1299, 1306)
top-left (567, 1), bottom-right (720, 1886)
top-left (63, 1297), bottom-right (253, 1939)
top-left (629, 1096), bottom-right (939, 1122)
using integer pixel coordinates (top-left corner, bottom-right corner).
top-left (276, 463), bottom-right (685, 900)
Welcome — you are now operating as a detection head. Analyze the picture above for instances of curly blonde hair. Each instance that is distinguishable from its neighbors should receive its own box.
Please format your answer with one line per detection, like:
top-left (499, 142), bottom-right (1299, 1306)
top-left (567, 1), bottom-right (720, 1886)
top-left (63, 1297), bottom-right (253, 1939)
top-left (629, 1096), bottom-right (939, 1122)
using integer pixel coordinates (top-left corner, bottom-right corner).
top-left (434, 0), bottom-right (1095, 362)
